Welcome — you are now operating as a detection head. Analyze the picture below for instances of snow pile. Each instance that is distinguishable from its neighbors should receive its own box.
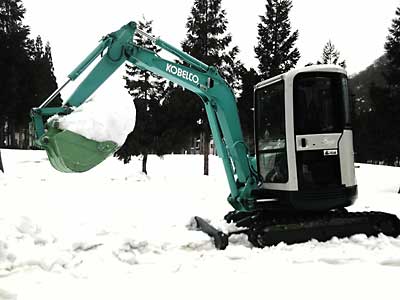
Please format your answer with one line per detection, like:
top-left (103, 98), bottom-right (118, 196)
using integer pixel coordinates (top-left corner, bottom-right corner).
top-left (52, 77), bottom-right (136, 146)
top-left (0, 217), bottom-right (71, 274)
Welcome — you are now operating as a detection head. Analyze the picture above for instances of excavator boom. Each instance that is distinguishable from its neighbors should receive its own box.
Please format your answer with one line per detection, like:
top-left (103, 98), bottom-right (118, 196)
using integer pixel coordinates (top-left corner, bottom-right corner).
top-left (31, 21), bottom-right (258, 211)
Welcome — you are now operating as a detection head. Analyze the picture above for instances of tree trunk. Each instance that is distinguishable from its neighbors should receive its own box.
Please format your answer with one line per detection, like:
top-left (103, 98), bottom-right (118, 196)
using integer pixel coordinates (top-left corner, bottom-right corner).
top-left (142, 153), bottom-right (148, 175)
top-left (23, 127), bottom-right (29, 149)
top-left (9, 120), bottom-right (16, 148)
top-left (0, 150), bottom-right (4, 173)
top-left (0, 118), bottom-right (4, 148)
top-left (202, 131), bottom-right (210, 176)
top-left (6, 123), bottom-right (10, 147)
top-left (18, 129), bottom-right (23, 149)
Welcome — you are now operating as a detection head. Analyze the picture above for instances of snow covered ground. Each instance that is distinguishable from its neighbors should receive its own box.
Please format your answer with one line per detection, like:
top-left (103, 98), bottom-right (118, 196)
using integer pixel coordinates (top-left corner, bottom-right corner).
top-left (1, 149), bottom-right (400, 300)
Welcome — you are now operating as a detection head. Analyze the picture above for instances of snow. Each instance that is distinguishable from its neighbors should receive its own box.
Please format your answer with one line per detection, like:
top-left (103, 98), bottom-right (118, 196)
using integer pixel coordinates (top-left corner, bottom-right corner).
top-left (0, 150), bottom-right (400, 299)
top-left (52, 76), bottom-right (136, 146)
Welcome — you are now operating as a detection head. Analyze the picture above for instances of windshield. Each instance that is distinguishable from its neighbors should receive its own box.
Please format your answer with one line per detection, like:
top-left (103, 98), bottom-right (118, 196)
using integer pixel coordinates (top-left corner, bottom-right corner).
top-left (293, 72), bottom-right (351, 135)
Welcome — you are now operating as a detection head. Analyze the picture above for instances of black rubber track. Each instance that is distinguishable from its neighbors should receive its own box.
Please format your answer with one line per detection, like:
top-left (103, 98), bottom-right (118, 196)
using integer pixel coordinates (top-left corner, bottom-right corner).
top-left (225, 210), bottom-right (400, 248)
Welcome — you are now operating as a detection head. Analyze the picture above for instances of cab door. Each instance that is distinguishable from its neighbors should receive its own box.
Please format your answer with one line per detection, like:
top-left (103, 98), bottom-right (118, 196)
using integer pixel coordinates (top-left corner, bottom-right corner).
top-left (293, 72), bottom-right (347, 190)
top-left (255, 80), bottom-right (289, 185)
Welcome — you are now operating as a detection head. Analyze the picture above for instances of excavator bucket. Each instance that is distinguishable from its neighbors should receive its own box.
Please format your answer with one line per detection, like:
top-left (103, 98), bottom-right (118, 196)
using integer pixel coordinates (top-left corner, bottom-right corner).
top-left (38, 126), bottom-right (118, 173)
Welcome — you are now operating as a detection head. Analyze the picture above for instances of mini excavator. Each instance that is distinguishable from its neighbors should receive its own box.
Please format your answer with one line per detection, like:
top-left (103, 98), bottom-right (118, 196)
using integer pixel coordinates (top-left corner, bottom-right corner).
top-left (31, 22), bottom-right (400, 249)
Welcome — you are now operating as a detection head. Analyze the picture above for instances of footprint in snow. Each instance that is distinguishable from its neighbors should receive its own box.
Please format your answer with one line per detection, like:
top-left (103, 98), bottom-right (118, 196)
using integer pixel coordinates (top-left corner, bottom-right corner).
top-left (72, 242), bottom-right (103, 252)
top-left (0, 289), bottom-right (17, 300)
top-left (113, 250), bottom-right (138, 265)
top-left (380, 259), bottom-right (400, 267)
top-left (15, 217), bottom-right (41, 238)
top-left (112, 240), bottom-right (152, 265)
top-left (318, 257), bottom-right (362, 265)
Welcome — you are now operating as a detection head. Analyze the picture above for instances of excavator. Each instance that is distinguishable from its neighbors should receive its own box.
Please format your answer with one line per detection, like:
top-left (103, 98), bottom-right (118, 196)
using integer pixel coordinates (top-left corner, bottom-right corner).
top-left (31, 21), bottom-right (400, 249)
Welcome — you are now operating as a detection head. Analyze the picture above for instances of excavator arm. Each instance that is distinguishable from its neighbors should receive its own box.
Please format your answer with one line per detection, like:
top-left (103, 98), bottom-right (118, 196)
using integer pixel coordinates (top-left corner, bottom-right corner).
top-left (31, 21), bottom-right (258, 211)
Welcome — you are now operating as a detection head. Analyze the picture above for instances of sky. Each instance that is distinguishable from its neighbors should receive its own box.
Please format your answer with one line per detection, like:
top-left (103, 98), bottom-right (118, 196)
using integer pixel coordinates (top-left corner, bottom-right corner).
top-left (21, 0), bottom-right (400, 98)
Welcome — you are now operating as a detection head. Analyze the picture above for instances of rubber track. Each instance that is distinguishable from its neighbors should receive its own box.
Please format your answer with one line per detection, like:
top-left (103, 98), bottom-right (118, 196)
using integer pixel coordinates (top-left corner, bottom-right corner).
top-left (225, 210), bottom-right (400, 248)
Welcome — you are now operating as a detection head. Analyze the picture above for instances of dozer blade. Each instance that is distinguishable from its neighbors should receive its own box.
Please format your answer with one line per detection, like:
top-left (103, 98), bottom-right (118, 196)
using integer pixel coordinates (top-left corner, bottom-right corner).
top-left (194, 216), bottom-right (229, 250)
top-left (37, 126), bottom-right (118, 173)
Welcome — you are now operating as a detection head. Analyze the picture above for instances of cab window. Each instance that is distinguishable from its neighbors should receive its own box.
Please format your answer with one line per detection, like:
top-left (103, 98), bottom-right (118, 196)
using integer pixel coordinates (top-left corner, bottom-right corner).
top-left (255, 81), bottom-right (288, 183)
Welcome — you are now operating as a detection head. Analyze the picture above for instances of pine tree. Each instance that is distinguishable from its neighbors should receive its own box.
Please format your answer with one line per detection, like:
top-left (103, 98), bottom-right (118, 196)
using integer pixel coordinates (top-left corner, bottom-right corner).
top-left (318, 40), bottom-right (346, 68)
top-left (161, 82), bottom-right (201, 153)
top-left (379, 6), bottom-right (400, 165)
top-left (237, 67), bottom-right (259, 153)
top-left (23, 37), bottom-right (60, 119)
top-left (349, 56), bottom-right (387, 163)
top-left (22, 37), bottom-right (60, 147)
top-left (385, 7), bottom-right (400, 87)
top-left (349, 55), bottom-right (387, 116)
top-left (367, 6), bottom-right (400, 165)
top-left (255, 0), bottom-right (300, 80)
top-left (30, 37), bottom-right (59, 99)
top-left (0, 0), bottom-right (30, 147)
top-left (383, 6), bottom-right (400, 165)
top-left (115, 18), bottom-right (167, 174)
top-left (182, 0), bottom-right (243, 175)
top-left (0, 0), bottom-right (59, 148)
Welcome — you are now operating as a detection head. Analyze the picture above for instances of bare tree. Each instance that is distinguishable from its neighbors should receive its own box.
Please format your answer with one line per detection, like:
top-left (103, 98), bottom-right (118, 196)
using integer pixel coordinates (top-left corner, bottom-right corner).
top-left (0, 150), bottom-right (4, 173)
